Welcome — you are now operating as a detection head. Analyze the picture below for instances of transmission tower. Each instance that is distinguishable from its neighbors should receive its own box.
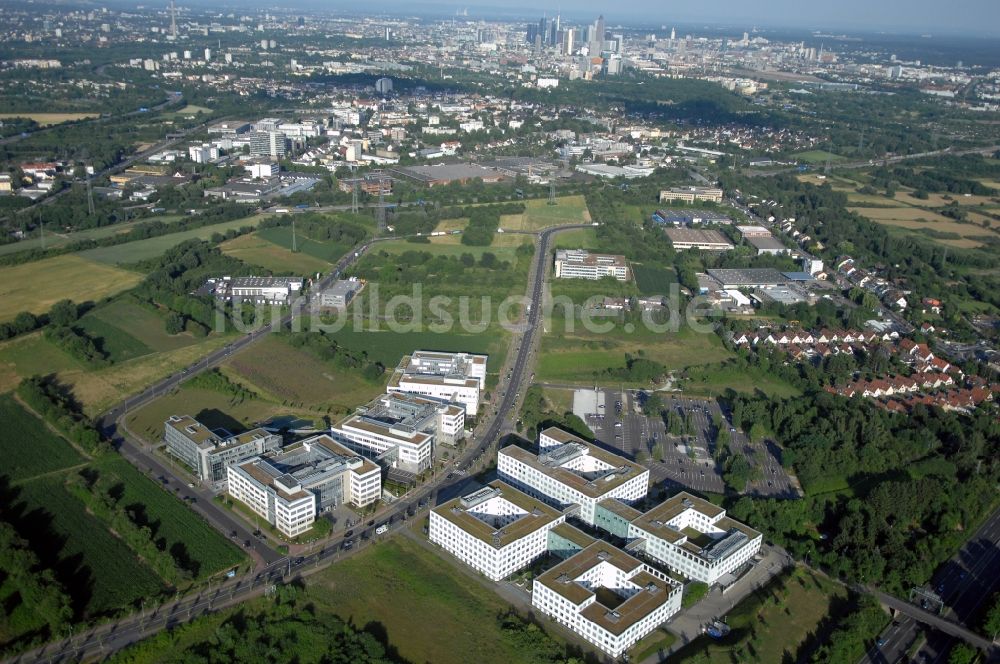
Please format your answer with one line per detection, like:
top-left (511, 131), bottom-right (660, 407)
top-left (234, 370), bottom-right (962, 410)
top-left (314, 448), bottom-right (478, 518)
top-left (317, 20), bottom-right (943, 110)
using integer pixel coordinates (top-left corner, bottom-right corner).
top-left (291, 218), bottom-right (298, 252)
top-left (548, 179), bottom-right (557, 206)
top-left (351, 179), bottom-right (359, 214)
top-left (86, 176), bottom-right (95, 215)
top-left (169, 0), bottom-right (177, 39)
top-left (376, 177), bottom-right (387, 234)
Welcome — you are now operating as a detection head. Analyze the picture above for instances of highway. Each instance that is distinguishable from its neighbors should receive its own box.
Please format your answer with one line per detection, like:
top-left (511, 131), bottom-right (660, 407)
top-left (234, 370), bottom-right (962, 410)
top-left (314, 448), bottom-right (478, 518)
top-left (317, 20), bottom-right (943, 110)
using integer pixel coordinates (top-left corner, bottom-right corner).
top-left (860, 505), bottom-right (1000, 664)
top-left (9, 223), bottom-right (590, 664)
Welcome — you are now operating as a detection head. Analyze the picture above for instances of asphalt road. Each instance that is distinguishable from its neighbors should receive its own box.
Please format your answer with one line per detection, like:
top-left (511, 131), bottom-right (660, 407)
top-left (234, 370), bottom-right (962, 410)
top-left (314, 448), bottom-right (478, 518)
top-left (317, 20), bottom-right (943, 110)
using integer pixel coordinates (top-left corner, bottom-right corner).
top-left (860, 505), bottom-right (1000, 664)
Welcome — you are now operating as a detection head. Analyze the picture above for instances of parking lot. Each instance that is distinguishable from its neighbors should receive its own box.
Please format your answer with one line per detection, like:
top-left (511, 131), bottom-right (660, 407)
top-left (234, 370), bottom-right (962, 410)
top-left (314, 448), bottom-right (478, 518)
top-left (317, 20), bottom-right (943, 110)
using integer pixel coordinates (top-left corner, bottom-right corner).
top-left (582, 389), bottom-right (798, 498)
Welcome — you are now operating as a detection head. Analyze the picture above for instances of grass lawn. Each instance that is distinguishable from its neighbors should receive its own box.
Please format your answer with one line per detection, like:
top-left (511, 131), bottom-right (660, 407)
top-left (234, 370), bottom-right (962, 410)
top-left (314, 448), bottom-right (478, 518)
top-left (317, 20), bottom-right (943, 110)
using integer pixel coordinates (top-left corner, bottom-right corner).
top-left (77, 216), bottom-right (265, 265)
top-left (498, 195), bottom-right (591, 231)
top-left (793, 150), bottom-right (846, 164)
top-left (220, 232), bottom-right (333, 274)
top-left (631, 628), bottom-right (678, 661)
top-left (538, 324), bottom-right (732, 385)
top-left (167, 104), bottom-right (212, 115)
top-left (255, 226), bottom-right (353, 265)
top-left (633, 263), bottom-right (678, 295)
top-left (13, 476), bottom-right (165, 617)
top-left (75, 314), bottom-right (153, 363)
top-left (681, 362), bottom-right (802, 399)
top-left (223, 335), bottom-right (385, 412)
top-left (540, 386), bottom-right (574, 414)
top-left (0, 394), bottom-right (85, 482)
top-left (310, 536), bottom-right (569, 664)
top-left (671, 567), bottom-right (848, 664)
top-left (0, 254), bottom-right (143, 322)
top-left (375, 237), bottom-right (529, 262)
top-left (551, 227), bottom-right (601, 250)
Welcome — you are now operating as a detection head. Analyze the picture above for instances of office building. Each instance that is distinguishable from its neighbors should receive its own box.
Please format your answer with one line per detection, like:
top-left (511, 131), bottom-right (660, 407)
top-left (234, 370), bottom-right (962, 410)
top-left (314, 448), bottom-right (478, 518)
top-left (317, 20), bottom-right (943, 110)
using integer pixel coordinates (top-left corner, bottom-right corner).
top-left (387, 350), bottom-right (487, 416)
top-left (554, 250), bottom-right (629, 282)
top-left (319, 279), bottom-right (362, 309)
top-left (658, 187), bottom-right (724, 204)
top-left (429, 481), bottom-right (566, 581)
top-left (625, 492), bottom-right (762, 585)
top-left (164, 415), bottom-right (281, 486)
top-left (249, 131), bottom-right (288, 158)
top-left (375, 77), bottom-right (393, 95)
top-left (533, 542), bottom-right (682, 657)
top-left (227, 435), bottom-right (381, 537)
top-left (664, 228), bottom-right (734, 251)
top-left (498, 427), bottom-right (649, 525)
top-left (331, 391), bottom-right (465, 473)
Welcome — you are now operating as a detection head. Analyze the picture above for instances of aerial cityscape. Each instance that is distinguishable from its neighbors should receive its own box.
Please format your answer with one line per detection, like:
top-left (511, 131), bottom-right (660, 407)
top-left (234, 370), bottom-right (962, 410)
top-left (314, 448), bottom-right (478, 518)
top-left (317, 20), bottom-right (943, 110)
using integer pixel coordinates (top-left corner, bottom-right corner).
top-left (0, 1), bottom-right (998, 663)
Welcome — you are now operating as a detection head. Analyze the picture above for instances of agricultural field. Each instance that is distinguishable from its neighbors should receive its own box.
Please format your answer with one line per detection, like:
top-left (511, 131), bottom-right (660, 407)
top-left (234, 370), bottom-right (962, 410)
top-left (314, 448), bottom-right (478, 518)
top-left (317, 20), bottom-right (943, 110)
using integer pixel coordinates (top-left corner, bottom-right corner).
top-left (538, 323), bottom-right (732, 385)
top-left (254, 226), bottom-right (353, 265)
top-left (792, 150), bottom-right (846, 164)
top-left (90, 456), bottom-right (244, 579)
top-left (324, 327), bottom-right (508, 374)
top-left (75, 315), bottom-right (153, 363)
top-left (0, 333), bottom-right (82, 394)
top-left (497, 195), bottom-right (592, 232)
top-left (166, 104), bottom-right (212, 115)
top-left (83, 298), bottom-right (202, 353)
top-left (0, 395), bottom-right (84, 483)
top-left (220, 232), bottom-right (333, 274)
top-left (847, 206), bottom-right (996, 248)
top-left (670, 568), bottom-right (849, 664)
top-left (0, 254), bottom-right (143, 323)
top-left (77, 216), bottom-right (265, 265)
top-left (222, 335), bottom-right (385, 413)
top-left (311, 535), bottom-right (571, 664)
top-left (12, 477), bottom-right (166, 616)
top-left (0, 112), bottom-right (99, 125)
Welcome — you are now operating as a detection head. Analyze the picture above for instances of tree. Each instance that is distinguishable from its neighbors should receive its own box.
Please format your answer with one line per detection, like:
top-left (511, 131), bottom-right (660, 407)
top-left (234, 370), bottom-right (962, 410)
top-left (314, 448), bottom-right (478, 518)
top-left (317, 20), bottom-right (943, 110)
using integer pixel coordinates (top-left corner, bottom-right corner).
top-left (48, 299), bottom-right (79, 327)
top-left (642, 392), bottom-right (664, 417)
top-left (165, 312), bottom-right (185, 335)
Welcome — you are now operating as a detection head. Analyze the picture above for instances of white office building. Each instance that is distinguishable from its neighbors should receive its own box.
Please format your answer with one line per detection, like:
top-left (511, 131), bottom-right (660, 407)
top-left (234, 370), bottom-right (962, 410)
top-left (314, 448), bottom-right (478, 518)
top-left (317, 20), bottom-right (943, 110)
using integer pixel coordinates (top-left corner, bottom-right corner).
top-left (227, 435), bottom-right (381, 538)
top-left (498, 427), bottom-right (649, 526)
top-left (429, 481), bottom-right (566, 581)
top-left (626, 492), bottom-right (762, 585)
top-left (331, 392), bottom-right (465, 474)
top-left (387, 350), bottom-right (488, 416)
top-left (164, 415), bottom-right (281, 487)
top-left (554, 250), bottom-right (629, 282)
top-left (532, 542), bottom-right (682, 658)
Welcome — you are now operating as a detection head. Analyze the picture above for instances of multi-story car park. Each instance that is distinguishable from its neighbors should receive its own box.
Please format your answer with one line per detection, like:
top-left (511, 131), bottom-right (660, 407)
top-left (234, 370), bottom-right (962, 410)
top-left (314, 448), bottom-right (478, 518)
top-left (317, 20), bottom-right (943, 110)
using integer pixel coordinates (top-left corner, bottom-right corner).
top-left (163, 415), bottom-right (281, 487)
top-left (533, 542), bottom-right (683, 658)
top-left (497, 427), bottom-right (649, 525)
top-left (428, 480), bottom-right (566, 582)
top-left (387, 350), bottom-right (487, 416)
top-left (626, 492), bottom-right (762, 585)
top-left (227, 435), bottom-right (381, 538)
top-left (331, 391), bottom-right (465, 473)
top-left (554, 249), bottom-right (630, 282)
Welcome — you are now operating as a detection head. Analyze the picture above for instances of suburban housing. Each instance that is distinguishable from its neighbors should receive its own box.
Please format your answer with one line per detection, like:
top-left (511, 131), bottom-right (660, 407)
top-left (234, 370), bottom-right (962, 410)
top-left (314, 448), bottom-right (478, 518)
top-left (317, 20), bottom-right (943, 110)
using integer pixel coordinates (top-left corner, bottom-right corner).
top-left (554, 249), bottom-right (630, 282)
top-left (227, 434), bottom-right (381, 537)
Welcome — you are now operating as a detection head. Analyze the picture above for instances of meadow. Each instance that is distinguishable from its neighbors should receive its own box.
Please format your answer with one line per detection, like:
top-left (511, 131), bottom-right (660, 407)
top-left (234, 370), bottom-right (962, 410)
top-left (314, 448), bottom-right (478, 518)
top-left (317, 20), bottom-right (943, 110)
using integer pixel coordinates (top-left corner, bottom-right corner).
top-left (847, 206), bottom-right (995, 248)
top-left (792, 150), bottom-right (846, 164)
top-left (0, 112), bottom-right (99, 125)
top-left (77, 216), bottom-right (265, 265)
top-left (220, 232), bottom-right (332, 274)
top-left (323, 327), bottom-right (508, 373)
top-left (0, 395), bottom-right (84, 482)
top-left (497, 195), bottom-right (591, 231)
top-left (311, 536), bottom-right (571, 664)
top-left (84, 298), bottom-right (201, 353)
top-left (0, 215), bottom-right (187, 258)
top-left (681, 362), bottom-right (802, 399)
top-left (0, 254), bottom-right (142, 322)
top-left (255, 226), bottom-right (353, 265)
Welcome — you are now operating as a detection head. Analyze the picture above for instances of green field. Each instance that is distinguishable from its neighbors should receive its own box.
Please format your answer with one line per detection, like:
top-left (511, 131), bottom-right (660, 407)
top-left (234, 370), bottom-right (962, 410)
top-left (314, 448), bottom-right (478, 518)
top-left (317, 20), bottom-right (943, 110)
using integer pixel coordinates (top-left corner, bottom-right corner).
top-left (0, 333), bottom-right (82, 393)
top-left (498, 195), bottom-right (592, 231)
top-left (682, 362), bottom-right (802, 398)
top-left (92, 457), bottom-right (244, 579)
top-left (310, 535), bottom-right (570, 664)
top-left (77, 216), bottom-right (265, 265)
top-left (0, 254), bottom-right (143, 322)
top-left (631, 263), bottom-right (678, 296)
top-left (793, 150), bottom-right (846, 164)
top-left (85, 298), bottom-right (202, 353)
top-left (223, 335), bottom-right (385, 412)
top-left (76, 314), bottom-right (153, 363)
top-left (0, 395), bottom-right (84, 482)
top-left (538, 324), bottom-right (732, 385)
top-left (324, 327), bottom-right (507, 373)
top-left (374, 237), bottom-right (531, 262)
top-left (0, 215), bottom-right (187, 258)
top-left (255, 226), bottom-right (353, 265)
top-left (220, 232), bottom-right (333, 274)
top-left (671, 567), bottom-right (848, 663)
top-left (14, 477), bottom-right (165, 616)
top-left (551, 227), bottom-right (601, 250)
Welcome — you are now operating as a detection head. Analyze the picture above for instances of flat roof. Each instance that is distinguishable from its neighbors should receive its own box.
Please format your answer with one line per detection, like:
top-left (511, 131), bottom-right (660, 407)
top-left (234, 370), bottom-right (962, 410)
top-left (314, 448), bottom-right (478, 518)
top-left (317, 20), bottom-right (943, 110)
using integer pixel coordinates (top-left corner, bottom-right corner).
top-left (598, 498), bottom-right (644, 521)
top-left (550, 522), bottom-right (598, 549)
top-left (500, 441), bottom-right (647, 499)
top-left (536, 543), bottom-right (679, 635)
top-left (392, 163), bottom-right (501, 183)
top-left (433, 480), bottom-right (563, 548)
top-left (664, 228), bottom-right (733, 248)
top-left (554, 249), bottom-right (627, 269)
top-left (706, 268), bottom-right (788, 286)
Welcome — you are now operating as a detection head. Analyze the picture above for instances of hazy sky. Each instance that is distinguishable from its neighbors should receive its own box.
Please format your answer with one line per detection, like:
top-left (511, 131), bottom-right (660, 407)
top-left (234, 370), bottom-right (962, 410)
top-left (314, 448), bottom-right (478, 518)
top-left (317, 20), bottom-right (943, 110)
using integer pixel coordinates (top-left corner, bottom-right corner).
top-left (422, 0), bottom-right (1000, 36)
